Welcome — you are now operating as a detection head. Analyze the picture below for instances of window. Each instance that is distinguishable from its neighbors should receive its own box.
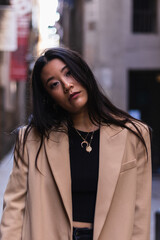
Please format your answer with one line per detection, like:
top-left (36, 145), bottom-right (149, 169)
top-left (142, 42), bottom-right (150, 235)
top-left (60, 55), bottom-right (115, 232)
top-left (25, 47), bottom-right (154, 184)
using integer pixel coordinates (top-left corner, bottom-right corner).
top-left (133, 0), bottom-right (157, 33)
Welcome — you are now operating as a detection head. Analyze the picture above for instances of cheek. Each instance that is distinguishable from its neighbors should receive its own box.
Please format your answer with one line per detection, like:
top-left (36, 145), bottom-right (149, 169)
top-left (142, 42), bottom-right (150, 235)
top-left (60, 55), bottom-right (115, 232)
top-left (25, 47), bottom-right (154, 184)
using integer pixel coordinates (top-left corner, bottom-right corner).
top-left (83, 90), bottom-right (88, 101)
top-left (46, 88), bottom-right (62, 101)
top-left (82, 93), bottom-right (88, 104)
top-left (50, 93), bottom-right (62, 103)
top-left (49, 93), bottom-right (68, 109)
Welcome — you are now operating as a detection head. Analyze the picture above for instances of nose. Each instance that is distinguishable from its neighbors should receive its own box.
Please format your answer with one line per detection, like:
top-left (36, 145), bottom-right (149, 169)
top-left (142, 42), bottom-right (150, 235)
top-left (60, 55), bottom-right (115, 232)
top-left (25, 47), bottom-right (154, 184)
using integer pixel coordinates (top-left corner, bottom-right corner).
top-left (63, 81), bottom-right (73, 93)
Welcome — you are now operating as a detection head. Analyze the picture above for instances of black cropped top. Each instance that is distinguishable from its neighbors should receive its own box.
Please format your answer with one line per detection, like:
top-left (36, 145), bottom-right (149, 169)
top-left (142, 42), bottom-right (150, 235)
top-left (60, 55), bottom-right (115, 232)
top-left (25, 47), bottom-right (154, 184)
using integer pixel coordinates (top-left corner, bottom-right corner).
top-left (69, 127), bottom-right (100, 223)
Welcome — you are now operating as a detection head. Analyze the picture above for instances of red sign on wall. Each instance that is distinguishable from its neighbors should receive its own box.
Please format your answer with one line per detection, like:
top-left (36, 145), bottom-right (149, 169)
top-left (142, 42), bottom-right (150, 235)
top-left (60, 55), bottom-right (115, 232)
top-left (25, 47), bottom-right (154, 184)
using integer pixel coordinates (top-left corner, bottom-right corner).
top-left (10, 1), bottom-right (31, 81)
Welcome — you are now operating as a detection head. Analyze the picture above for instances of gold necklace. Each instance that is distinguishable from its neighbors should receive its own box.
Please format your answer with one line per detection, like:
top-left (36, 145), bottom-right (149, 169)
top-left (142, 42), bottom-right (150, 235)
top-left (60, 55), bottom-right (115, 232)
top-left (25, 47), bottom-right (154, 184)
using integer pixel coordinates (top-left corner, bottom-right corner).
top-left (75, 129), bottom-right (94, 153)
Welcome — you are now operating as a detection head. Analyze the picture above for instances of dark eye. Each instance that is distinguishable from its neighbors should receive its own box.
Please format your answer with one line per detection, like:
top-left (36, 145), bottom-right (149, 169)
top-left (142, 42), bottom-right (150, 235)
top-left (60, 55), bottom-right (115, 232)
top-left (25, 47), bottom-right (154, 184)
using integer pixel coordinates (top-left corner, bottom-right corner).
top-left (66, 70), bottom-right (72, 77)
top-left (50, 81), bottom-right (59, 89)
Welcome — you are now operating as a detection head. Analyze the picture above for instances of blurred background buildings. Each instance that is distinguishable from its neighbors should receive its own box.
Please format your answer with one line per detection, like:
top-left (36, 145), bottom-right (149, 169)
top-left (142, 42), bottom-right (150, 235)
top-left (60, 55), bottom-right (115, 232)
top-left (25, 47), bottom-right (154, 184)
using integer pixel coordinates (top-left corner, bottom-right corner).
top-left (0, 1), bottom-right (160, 239)
top-left (0, 0), bottom-right (160, 175)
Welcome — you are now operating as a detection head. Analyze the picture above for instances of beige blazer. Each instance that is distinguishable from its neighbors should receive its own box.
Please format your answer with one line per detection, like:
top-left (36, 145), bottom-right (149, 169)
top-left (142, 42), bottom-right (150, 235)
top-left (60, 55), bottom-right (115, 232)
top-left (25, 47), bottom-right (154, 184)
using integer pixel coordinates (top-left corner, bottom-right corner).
top-left (0, 123), bottom-right (152, 240)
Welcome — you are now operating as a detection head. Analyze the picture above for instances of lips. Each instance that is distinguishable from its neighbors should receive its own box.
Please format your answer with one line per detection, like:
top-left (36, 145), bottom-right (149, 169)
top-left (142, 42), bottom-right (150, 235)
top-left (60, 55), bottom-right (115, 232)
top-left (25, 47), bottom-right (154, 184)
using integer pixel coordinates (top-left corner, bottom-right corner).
top-left (69, 91), bottom-right (81, 100)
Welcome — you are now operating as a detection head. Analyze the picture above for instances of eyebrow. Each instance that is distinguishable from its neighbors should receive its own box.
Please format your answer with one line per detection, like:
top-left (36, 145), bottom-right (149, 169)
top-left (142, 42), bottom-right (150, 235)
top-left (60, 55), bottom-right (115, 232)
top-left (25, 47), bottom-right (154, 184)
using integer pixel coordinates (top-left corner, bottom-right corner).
top-left (45, 65), bottom-right (68, 85)
top-left (61, 65), bottom-right (68, 72)
top-left (46, 76), bottom-right (54, 85)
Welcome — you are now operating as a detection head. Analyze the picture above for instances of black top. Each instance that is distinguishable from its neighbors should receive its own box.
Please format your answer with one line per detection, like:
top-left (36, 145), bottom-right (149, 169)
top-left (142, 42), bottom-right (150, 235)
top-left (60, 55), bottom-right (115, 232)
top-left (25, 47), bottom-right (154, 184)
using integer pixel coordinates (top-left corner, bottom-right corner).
top-left (68, 127), bottom-right (100, 223)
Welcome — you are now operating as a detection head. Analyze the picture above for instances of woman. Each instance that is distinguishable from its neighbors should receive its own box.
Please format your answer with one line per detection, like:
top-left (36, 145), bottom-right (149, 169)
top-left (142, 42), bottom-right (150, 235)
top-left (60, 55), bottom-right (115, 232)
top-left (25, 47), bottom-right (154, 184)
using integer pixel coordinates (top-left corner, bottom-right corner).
top-left (0, 47), bottom-right (152, 240)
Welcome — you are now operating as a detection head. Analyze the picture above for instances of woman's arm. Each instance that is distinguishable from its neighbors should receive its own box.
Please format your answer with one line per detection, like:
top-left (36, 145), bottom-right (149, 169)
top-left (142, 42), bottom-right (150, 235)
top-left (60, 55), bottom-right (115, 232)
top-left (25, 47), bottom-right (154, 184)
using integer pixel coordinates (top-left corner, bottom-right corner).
top-left (132, 125), bottom-right (152, 240)
top-left (0, 128), bottom-right (28, 240)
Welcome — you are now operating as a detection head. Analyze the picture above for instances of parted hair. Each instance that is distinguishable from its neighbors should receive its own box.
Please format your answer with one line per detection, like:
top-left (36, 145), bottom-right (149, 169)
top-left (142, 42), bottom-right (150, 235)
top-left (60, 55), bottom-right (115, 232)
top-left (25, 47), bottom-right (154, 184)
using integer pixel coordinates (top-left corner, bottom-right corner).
top-left (15, 47), bottom-right (151, 167)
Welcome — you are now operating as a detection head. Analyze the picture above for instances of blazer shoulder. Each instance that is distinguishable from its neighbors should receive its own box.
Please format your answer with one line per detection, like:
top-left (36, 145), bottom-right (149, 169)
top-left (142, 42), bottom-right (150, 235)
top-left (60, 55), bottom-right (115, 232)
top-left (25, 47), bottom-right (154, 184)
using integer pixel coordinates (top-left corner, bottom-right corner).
top-left (18, 125), bottom-right (41, 142)
top-left (125, 120), bottom-right (150, 136)
top-left (103, 120), bottom-right (150, 138)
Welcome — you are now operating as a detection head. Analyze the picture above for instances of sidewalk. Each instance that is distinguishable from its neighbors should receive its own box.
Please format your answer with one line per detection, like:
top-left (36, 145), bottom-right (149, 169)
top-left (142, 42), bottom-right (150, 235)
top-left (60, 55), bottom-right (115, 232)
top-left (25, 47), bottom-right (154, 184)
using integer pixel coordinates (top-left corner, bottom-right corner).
top-left (0, 152), bottom-right (160, 239)
top-left (0, 150), bottom-right (13, 218)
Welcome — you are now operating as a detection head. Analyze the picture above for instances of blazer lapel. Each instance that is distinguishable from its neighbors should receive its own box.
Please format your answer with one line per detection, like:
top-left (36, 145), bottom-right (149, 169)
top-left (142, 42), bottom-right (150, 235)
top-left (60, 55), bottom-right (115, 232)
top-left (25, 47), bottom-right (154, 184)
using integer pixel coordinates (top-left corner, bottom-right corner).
top-left (37, 125), bottom-right (127, 238)
top-left (44, 131), bottom-right (72, 227)
top-left (93, 125), bottom-right (127, 240)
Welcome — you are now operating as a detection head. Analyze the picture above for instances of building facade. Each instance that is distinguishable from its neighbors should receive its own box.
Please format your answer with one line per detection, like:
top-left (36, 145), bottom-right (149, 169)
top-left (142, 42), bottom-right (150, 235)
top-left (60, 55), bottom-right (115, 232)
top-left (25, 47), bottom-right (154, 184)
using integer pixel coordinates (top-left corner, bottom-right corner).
top-left (61, 0), bottom-right (160, 173)
top-left (0, 0), bottom-right (38, 160)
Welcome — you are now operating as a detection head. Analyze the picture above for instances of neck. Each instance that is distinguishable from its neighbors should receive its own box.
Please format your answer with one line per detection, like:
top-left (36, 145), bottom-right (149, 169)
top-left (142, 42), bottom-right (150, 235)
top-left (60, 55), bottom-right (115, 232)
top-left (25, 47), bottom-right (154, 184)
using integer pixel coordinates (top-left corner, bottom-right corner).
top-left (71, 111), bottom-right (98, 132)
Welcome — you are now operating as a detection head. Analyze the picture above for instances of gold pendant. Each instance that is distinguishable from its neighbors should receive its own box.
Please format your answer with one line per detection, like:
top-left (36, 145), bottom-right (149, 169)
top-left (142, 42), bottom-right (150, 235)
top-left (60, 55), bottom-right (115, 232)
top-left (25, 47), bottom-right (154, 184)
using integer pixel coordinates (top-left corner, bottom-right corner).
top-left (86, 145), bottom-right (92, 153)
top-left (81, 140), bottom-right (88, 148)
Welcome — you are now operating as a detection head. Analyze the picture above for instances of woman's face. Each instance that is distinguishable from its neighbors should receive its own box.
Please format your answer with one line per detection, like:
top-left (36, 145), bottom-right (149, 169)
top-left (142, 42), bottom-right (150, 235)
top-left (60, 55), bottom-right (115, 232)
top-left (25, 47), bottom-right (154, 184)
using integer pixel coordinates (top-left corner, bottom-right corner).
top-left (41, 58), bottom-right (88, 114)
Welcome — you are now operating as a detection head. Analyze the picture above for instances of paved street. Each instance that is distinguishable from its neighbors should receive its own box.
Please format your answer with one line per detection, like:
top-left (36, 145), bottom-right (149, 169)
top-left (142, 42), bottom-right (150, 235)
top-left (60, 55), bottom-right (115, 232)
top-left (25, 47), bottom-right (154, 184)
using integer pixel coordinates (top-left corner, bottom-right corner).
top-left (0, 151), bottom-right (160, 239)
top-left (0, 150), bottom-right (13, 218)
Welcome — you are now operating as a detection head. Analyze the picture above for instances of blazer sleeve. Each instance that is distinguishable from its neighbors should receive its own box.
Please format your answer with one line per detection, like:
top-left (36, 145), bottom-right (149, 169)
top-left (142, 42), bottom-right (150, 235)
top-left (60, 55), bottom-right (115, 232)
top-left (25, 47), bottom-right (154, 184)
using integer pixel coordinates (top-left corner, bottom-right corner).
top-left (0, 128), bottom-right (28, 240)
top-left (131, 125), bottom-right (152, 240)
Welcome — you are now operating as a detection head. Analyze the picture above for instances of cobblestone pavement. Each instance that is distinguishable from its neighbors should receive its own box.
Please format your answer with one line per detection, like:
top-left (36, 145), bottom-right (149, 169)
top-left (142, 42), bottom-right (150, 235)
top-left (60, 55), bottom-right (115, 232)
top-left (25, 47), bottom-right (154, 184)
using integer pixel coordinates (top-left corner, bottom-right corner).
top-left (0, 151), bottom-right (160, 239)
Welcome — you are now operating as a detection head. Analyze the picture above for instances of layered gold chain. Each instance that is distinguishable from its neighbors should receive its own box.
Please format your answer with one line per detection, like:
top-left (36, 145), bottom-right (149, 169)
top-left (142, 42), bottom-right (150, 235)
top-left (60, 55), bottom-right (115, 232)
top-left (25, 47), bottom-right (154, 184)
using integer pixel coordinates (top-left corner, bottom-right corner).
top-left (75, 129), bottom-right (94, 153)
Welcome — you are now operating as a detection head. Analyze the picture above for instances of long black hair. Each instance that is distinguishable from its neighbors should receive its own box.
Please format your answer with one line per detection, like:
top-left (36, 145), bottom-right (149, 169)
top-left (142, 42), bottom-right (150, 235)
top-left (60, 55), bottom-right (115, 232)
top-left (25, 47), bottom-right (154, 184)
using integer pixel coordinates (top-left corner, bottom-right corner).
top-left (15, 47), bottom-right (151, 167)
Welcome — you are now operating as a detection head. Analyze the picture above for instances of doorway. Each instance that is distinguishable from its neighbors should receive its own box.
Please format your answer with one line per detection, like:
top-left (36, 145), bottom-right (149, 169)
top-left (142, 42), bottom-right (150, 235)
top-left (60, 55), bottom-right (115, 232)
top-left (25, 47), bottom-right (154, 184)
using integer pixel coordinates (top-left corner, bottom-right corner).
top-left (129, 70), bottom-right (160, 173)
